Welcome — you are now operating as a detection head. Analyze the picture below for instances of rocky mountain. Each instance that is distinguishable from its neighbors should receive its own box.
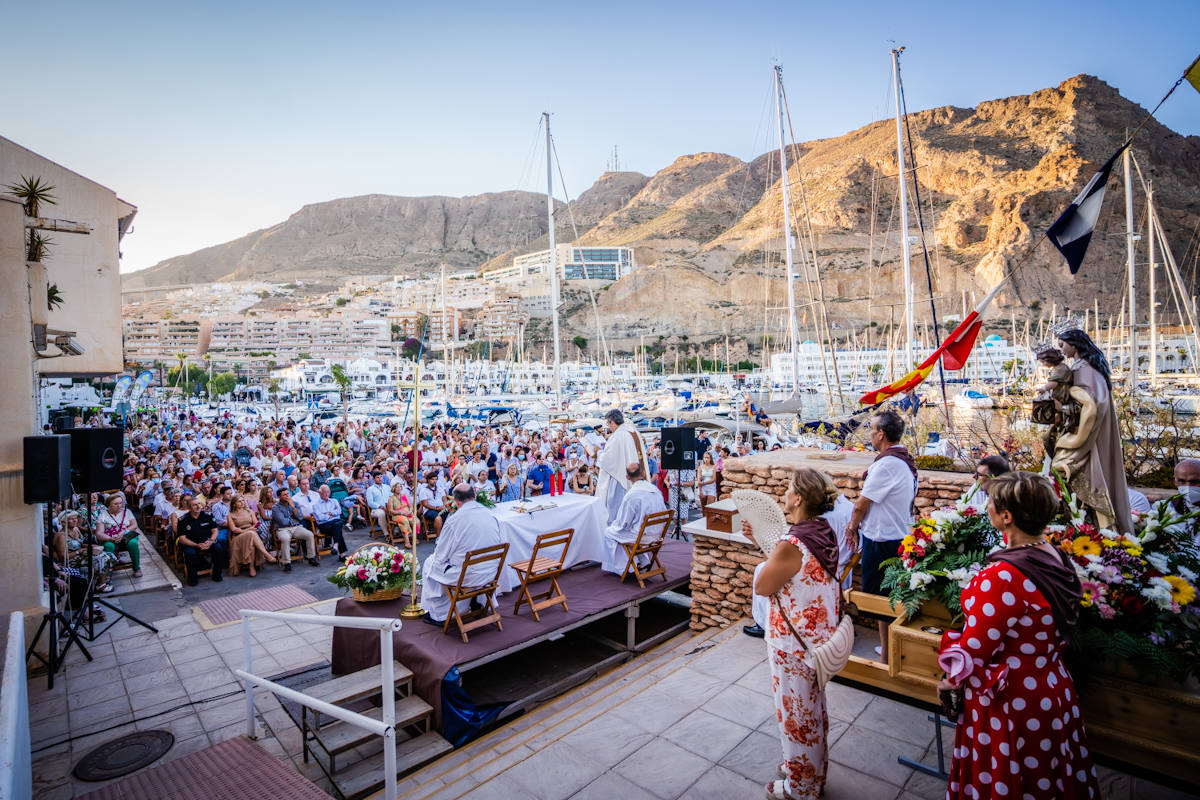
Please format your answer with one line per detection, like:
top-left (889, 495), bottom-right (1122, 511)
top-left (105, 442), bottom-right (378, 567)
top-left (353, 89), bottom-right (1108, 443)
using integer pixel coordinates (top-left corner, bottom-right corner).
top-left (125, 74), bottom-right (1200, 350)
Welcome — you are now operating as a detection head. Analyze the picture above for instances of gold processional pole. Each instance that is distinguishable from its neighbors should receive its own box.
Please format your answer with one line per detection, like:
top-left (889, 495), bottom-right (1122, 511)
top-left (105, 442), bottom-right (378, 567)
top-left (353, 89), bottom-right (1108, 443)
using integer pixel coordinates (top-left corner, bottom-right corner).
top-left (399, 357), bottom-right (424, 619)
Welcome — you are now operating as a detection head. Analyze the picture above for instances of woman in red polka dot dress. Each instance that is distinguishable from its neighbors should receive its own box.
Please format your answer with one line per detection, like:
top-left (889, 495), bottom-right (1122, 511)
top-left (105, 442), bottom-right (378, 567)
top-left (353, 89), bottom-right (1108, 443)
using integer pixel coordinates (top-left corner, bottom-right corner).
top-left (937, 471), bottom-right (1100, 799)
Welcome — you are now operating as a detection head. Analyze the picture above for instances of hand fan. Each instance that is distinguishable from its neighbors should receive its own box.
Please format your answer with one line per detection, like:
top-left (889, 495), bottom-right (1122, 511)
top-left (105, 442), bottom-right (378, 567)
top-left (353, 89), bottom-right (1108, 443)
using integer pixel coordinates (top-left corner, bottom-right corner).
top-left (731, 489), bottom-right (788, 556)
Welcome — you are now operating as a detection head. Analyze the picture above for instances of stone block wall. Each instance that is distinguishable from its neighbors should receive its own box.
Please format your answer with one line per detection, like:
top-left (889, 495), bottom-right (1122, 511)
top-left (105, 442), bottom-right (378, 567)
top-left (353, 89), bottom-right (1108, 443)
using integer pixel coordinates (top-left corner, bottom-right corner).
top-left (689, 449), bottom-right (974, 631)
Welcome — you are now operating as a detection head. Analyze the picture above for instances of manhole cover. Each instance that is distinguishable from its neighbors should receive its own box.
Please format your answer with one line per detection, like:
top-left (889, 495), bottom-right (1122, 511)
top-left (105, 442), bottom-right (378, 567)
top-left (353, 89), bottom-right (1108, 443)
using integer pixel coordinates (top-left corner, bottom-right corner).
top-left (73, 730), bottom-right (174, 782)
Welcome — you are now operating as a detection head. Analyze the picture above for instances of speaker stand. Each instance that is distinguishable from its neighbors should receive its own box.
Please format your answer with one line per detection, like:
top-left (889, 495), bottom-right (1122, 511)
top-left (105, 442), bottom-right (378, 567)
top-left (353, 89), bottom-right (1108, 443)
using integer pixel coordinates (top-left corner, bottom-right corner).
top-left (26, 558), bottom-right (94, 690)
top-left (75, 493), bottom-right (159, 644)
top-left (670, 469), bottom-right (688, 541)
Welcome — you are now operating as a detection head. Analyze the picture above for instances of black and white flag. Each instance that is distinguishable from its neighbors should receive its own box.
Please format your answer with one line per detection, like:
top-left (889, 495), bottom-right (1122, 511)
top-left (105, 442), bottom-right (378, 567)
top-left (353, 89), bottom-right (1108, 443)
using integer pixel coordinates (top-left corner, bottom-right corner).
top-left (1046, 146), bottom-right (1126, 275)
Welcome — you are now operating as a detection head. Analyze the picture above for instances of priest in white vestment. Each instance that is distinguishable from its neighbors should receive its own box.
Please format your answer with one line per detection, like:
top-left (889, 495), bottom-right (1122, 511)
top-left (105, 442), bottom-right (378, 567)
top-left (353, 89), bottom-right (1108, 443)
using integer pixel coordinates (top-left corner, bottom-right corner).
top-left (601, 463), bottom-right (668, 574)
top-left (420, 484), bottom-right (504, 624)
top-left (595, 409), bottom-right (649, 524)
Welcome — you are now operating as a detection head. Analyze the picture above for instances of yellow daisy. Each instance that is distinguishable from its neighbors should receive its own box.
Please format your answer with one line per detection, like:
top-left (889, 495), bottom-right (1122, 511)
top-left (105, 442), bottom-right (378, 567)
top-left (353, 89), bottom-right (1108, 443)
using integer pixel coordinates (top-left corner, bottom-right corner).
top-left (1165, 575), bottom-right (1197, 606)
top-left (1071, 536), bottom-right (1102, 558)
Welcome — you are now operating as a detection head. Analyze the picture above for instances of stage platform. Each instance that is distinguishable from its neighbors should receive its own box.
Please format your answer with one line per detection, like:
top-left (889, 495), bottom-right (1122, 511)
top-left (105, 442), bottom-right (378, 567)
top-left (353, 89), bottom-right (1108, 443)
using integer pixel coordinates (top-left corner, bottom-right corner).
top-left (330, 539), bottom-right (693, 732)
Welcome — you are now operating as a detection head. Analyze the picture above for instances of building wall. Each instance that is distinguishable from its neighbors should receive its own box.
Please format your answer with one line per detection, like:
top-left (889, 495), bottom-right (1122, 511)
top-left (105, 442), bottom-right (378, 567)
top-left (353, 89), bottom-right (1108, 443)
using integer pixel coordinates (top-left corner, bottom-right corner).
top-left (0, 136), bottom-right (133, 376)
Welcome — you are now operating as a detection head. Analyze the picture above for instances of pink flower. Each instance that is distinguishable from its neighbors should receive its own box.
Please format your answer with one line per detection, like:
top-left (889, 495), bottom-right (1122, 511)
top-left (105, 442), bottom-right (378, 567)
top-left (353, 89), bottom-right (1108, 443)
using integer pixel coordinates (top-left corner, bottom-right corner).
top-left (1098, 603), bottom-right (1117, 620)
top-left (357, 568), bottom-right (368, 580)
top-left (391, 564), bottom-right (402, 573)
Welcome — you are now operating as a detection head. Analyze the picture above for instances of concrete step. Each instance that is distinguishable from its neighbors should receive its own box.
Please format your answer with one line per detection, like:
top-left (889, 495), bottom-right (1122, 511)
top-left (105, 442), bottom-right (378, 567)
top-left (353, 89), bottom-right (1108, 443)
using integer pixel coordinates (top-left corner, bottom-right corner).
top-left (336, 731), bottom-right (453, 800)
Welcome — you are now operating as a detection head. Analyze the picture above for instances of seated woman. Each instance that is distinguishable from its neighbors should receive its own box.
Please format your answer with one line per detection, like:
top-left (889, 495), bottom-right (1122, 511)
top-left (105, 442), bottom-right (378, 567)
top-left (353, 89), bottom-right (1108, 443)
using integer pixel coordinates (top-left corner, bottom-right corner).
top-left (228, 494), bottom-right (276, 576)
top-left (95, 493), bottom-right (144, 579)
top-left (54, 510), bottom-right (114, 593)
top-left (568, 463), bottom-right (595, 495)
top-left (386, 481), bottom-right (414, 548)
top-left (937, 471), bottom-right (1099, 799)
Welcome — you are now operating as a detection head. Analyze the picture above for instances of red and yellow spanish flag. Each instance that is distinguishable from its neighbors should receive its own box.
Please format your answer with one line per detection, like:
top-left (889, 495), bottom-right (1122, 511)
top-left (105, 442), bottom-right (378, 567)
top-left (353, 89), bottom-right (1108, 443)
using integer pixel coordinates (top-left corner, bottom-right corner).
top-left (859, 282), bottom-right (1005, 405)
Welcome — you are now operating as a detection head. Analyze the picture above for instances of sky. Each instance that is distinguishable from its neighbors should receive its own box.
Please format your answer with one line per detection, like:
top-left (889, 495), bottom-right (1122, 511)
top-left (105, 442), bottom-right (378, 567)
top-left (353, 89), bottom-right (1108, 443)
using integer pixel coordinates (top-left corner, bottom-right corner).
top-left (4, 0), bottom-right (1198, 275)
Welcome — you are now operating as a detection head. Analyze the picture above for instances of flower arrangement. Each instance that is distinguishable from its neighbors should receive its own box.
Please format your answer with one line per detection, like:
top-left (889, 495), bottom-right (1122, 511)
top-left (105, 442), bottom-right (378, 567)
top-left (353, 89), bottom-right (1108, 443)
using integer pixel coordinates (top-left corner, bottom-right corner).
top-left (882, 504), bottom-right (1000, 620)
top-left (328, 543), bottom-right (417, 600)
top-left (881, 478), bottom-right (1200, 681)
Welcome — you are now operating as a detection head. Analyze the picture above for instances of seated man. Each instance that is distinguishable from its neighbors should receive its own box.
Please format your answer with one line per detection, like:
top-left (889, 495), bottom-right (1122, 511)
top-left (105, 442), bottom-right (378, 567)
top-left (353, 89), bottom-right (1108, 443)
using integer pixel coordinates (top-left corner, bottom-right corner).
top-left (365, 471), bottom-right (390, 532)
top-left (176, 496), bottom-right (228, 586)
top-left (271, 488), bottom-right (320, 572)
top-left (601, 463), bottom-right (668, 575)
top-left (419, 484), bottom-right (503, 625)
top-left (312, 484), bottom-right (349, 558)
top-left (417, 472), bottom-right (446, 539)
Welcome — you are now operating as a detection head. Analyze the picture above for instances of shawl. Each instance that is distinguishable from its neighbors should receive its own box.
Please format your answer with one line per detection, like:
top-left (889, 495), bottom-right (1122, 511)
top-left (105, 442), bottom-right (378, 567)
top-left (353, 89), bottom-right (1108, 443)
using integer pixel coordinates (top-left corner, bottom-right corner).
top-left (788, 518), bottom-right (839, 583)
top-left (987, 545), bottom-right (1082, 635)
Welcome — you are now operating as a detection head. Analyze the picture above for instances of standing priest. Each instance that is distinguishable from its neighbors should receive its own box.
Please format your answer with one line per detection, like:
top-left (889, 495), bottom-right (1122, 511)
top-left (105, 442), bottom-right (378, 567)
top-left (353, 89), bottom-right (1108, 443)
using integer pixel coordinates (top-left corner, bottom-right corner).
top-left (595, 408), bottom-right (649, 524)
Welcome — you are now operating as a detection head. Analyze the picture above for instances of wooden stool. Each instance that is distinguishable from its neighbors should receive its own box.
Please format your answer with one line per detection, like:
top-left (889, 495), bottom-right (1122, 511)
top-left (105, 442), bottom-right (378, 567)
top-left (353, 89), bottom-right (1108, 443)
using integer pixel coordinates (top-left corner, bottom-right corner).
top-left (509, 528), bottom-right (574, 621)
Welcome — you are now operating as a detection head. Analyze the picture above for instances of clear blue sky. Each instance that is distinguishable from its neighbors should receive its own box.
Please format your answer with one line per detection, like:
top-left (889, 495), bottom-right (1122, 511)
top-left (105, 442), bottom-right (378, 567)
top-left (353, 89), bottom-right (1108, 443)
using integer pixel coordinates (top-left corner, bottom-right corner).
top-left (5, 0), bottom-right (1197, 274)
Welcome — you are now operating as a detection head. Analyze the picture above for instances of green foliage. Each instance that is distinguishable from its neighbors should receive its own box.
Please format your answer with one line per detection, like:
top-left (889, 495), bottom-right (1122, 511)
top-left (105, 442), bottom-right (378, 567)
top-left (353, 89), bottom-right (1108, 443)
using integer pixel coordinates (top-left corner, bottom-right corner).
top-left (335, 297), bottom-right (349, 307)
top-left (914, 455), bottom-right (955, 471)
top-left (6, 175), bottom-right (56, 217)
top-left (571, 335), bottom-right (588, 352)
top-left (46, 283), bottom-right (63, 310)
top-left (209, 372), bottom-right (237, 397)
top-left (27, 231), bottom-right (52, 262)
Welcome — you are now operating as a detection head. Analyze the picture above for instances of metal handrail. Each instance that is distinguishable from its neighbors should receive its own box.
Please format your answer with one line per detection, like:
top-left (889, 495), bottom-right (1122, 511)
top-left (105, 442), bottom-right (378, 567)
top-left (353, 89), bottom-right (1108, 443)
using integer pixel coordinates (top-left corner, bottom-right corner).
top-left (239, 609), bottom-right (401, 800)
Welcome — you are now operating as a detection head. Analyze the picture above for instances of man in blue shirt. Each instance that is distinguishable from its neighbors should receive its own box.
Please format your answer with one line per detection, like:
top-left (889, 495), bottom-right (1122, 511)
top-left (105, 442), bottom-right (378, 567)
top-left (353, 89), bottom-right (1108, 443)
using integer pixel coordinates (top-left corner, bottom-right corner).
top-left (524, 453), bottom-right (553, 497)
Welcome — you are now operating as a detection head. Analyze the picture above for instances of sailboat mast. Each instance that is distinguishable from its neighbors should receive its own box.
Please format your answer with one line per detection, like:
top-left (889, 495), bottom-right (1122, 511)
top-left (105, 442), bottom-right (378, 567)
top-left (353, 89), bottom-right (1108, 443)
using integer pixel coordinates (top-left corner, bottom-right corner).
top-left (544, 112), bottom-right (563, 410)
top-left (774, 64), bottom-right (801, 394)
top-left (891, 47), bottom-right (914, 368)
top-left (1148, 181), bottom-right (1158, 385)
top-left (1124, 147), bottom-right (1138, 388)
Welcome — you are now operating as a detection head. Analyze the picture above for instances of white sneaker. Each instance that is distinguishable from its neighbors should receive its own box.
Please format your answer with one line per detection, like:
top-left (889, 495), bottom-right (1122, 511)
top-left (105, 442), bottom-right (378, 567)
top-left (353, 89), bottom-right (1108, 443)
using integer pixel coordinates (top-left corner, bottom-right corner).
top-left (873, 645), bottom-right (884, 656)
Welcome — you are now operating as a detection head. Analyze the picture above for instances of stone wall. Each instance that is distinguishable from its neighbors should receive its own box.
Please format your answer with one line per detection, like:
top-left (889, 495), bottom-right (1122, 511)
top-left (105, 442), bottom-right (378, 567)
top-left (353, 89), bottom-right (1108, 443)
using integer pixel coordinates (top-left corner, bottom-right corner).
top-left (689, 449), bottom-right (974, 631)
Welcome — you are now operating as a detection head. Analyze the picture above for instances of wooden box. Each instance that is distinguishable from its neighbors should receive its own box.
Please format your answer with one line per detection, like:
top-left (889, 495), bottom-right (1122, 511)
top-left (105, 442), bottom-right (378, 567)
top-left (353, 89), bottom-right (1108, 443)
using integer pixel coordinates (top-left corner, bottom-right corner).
top-left (888, 610), bottom-right (951, 686)
top-left (702, 498), bottom-right (740, 533)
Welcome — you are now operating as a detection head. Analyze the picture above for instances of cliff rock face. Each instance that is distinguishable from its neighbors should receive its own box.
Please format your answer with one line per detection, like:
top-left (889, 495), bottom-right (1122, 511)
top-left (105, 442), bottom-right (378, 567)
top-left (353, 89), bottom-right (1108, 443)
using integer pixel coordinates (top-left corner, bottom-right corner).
top-left (124, 75), bottom-right (1200, 346)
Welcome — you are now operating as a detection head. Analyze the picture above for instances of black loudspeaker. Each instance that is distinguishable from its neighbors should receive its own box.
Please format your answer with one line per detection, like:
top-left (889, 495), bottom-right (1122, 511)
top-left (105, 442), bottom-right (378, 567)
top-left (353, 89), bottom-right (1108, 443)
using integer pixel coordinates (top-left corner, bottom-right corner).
top-left (50, 411), bottom-right (74, 433)
top-left (24, 435), bottom-right (72, 504)
top-left (659, 427), bottom-right (697, 471)
top-left (69, 428), bottom-right (124, 492)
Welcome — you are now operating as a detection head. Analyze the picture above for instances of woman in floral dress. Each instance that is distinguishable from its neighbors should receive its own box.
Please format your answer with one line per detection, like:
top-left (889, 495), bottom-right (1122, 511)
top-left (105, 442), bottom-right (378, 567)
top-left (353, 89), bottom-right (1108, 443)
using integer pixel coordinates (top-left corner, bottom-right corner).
top-left (938, 471), bottom-right (1100, 799)
top-left (743, 468), bottom-right (841, 799)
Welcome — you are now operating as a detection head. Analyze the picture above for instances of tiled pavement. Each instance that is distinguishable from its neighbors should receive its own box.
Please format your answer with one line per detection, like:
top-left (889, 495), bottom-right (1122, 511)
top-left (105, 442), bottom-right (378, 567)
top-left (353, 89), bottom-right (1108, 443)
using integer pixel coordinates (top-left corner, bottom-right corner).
top-left (27, 585), bottom-right (1200, 799)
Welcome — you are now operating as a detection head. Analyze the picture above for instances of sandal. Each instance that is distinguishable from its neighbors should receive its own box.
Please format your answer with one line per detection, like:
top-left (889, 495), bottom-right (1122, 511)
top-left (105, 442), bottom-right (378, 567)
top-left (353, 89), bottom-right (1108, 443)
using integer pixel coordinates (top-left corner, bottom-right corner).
top-left (97, 583), bottom-right (115, 594)
top-left (765, 779), bottom-right (799, 800)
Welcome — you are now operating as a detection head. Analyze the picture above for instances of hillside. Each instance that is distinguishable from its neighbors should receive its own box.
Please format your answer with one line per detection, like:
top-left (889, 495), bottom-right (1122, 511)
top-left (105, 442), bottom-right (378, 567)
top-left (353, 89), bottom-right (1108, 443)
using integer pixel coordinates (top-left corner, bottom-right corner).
top-left (123, 75), bottom-right (1200, 348)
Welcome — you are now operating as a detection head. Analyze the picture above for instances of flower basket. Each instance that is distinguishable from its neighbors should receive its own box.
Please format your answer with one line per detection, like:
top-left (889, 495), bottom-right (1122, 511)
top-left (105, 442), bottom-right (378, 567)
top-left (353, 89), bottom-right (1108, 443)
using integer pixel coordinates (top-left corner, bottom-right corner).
top-left (352, 583), bottom-right (407, 603)
top-left (328, 543), bottom-right (417, 603)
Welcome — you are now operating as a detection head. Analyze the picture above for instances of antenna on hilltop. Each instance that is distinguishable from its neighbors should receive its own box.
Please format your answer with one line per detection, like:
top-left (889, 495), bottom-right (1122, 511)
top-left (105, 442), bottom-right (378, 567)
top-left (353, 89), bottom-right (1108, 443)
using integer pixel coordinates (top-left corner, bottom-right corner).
top-left (606, 145), bottom-right (620, 172)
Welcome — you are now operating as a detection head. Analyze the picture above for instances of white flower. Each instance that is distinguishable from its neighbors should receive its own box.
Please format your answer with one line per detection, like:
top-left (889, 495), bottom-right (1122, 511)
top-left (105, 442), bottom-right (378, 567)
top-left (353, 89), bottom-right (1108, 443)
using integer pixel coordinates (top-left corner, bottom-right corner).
top-left (1142, 577), bottom-right (1175, 610)
top-left (930, 509), bottom-right (961, 526)
top-left (908, 572), bottom-right (935, 591)
top-left (1098, 528), bottom-right (1120, 540)
top-left (930, 531), bottom-right (944, 544)
top-left (1179, 565), bottom-right (1198, 583)
top-left (945, 566), bottom-right (979, 589)
top-left (1045, 524), bottom-right (1067, 535)
top-left (1146, 553), bottom-right (1170, 573)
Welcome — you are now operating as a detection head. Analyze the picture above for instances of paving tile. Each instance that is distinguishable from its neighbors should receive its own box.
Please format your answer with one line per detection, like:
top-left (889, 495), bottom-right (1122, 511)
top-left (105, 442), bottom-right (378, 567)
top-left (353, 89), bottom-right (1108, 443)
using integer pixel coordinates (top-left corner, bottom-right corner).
top-left (129, 682), bottom-right (190, 712)
top-left (67, 679), bottom-right (129, 711)
top-left (682, 764), bottom-right (765, 798)
top-left (702, 683), bottom-right (775, 730)
top-left (651, 666), bottom-right (730, 706)
top-left (137, 710), bottom-right (206, 741)
top-left (825, 680), bottom-right (876, 723)
top-left (198, 698), bottom-right (247, 731)
top-left (161, 733), bottom-right (212, 762)
top-left (853, 696), bottom-right (937, 748)
top-left (69, 695), bottom-right (132, 732)
top-left (719, 729), bottom-right (782, 784)
top-left (174, 653), bottom-right (226, 679)
top-left (29, 714), bottom-right (71, 747)
top-left (65, 655), bottom-right (120, 680)
top-left (503, 740), bottom-right (606, 800)
top-left (614, 736), bottom-right (713, 800)
top-left (823, 760), bottom-right (903, 800)
top-left (458, 771), bottom-right (540, 800)
top-left (609, 690), bottom-right (693, 735)
top-left (560, 709), bottom-right (657, 766)
top-left (31, 690), bottom-right (70, 717)
top-left (118, 652), bottom-right (174, 679)
top-left (183, 665), bottom-right (238, 696)
top-left (569, 770), bottom-right (659, 800)
top-left (829, 723), bottom-right (929, 788)
top-left (662, 707), bottom-right (753, 762)
top-left (733, 658), bottom-right (774, 696)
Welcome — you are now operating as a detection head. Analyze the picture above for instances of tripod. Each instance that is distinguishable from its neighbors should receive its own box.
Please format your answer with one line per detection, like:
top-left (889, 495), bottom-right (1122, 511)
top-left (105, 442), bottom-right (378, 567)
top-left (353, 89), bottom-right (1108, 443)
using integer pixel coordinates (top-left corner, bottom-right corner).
top-left (669, 468), bottom-right (689, 541)
top-left (74, 490), bottom-right (158, 644)
top-left (26, 506), bottom-right (94, 690)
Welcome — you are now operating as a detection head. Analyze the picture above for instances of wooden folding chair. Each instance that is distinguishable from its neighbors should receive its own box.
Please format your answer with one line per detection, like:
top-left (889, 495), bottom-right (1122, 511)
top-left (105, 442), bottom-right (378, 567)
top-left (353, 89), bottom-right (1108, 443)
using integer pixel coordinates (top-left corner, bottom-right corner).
top-left (619, 509), bottom-right (674, 588)
top-left (386, 509), bottom-right (414, 549)
top-left (308, 517), bottom-right (334, 557)
top-left (367, 507), bottom-right (387, 539)
top-left (509, 528), bottom-right (574, 621)
top-left (442, 542), bottom-right (510, 643)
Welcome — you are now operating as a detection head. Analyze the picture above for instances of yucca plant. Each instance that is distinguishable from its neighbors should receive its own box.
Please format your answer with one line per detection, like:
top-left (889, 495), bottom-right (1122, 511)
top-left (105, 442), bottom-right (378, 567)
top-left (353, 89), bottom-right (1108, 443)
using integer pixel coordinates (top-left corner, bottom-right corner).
top-left (46, 283), bottom-right (63, 311)
top-left (6, 175), bottom-right (56, 217)
top-left (27, 232), bottom-right (53, 262)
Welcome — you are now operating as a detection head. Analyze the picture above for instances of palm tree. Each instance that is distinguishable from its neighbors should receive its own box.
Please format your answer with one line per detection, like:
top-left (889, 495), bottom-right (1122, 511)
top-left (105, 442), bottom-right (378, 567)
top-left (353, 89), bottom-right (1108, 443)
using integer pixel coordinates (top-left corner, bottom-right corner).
top-left (203, 353), bottom-right (213, 402)
top-left (267, 378), bottom-right (282, 421)
top-left (6, 176), bottom-right (56, 260)
top-left (330, 364), bottom-right (352, 423)
top-left (174, 352), bottom-right (190, 412)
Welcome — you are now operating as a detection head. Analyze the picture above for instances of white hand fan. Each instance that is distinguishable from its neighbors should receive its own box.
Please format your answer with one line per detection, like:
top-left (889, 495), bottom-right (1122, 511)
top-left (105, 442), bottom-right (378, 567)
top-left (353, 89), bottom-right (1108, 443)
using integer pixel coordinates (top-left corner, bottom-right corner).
top-left (731, 489), bottom-right (789, 556)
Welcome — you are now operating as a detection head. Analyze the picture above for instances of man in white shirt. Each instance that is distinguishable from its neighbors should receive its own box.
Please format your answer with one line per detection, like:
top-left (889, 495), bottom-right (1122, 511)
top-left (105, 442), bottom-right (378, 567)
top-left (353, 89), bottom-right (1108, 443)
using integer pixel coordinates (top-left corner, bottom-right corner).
top-left (961, 455), bottom-right (1009, 513)
top-left (364, 472), bottom-right (390, 531)
top-left (601, 463), bottom-right (668, 574)
top-left (293, 478), bottom-right (320, 522)
top-left (420, 484), bottom-right (503, 624)
top-left (595, 409), bottom-right (649, 524)
top-left (417, 472), bottom-right (446, 538)
top-left (844, 410), bottom-right (917, 663)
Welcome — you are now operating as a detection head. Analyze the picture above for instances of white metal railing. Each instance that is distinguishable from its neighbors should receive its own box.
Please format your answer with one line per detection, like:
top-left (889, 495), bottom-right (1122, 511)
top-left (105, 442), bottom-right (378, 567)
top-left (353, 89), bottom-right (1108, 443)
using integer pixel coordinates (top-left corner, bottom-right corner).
top-left (237, 609), bottom-right (402, 800)
top-left (1, 612), bottom-right (32, 800)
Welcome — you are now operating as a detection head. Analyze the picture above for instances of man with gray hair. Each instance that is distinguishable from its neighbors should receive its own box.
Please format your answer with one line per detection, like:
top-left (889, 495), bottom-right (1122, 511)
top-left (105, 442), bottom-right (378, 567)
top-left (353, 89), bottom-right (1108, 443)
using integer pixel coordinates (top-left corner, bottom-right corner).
top-left (420, 483), bottom-right (503, 625)
top-left (595, 409), bottom-right (649, 524)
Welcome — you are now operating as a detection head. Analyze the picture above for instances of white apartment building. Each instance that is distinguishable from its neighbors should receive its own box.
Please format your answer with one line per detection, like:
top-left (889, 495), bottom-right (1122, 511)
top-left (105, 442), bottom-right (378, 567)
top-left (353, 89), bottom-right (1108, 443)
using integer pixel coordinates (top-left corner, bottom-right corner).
top-left (482, 245), bottom-right (635, 285)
